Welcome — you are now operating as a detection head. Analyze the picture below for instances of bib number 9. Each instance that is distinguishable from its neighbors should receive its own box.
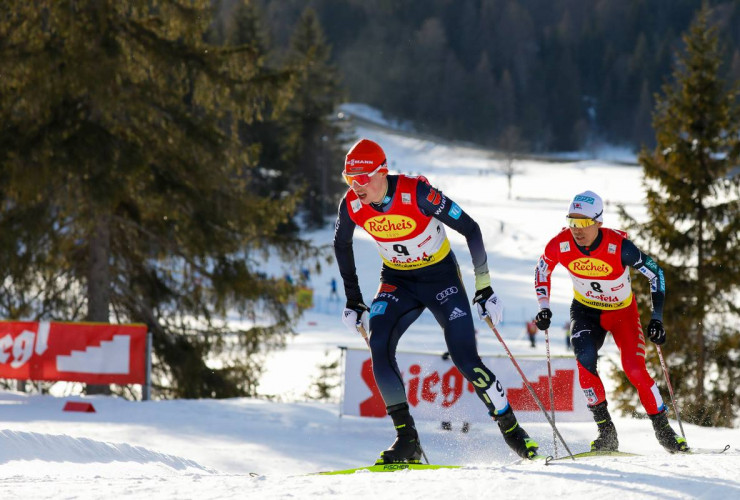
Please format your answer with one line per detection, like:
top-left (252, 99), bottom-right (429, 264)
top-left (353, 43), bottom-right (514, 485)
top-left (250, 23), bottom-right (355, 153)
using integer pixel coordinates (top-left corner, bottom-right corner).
top-left (393, 244), bottom-right (409, 256)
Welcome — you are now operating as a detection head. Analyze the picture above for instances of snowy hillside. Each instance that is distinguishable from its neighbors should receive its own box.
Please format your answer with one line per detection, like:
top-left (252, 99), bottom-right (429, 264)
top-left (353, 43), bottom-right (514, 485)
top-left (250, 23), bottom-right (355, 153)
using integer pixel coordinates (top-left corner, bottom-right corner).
top-left (2, 112), bottom-right (739, 499)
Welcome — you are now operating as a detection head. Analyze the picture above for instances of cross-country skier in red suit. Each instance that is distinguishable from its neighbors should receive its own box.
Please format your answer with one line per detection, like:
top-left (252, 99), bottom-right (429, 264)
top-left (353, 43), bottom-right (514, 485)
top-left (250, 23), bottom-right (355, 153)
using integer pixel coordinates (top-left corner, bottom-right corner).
top-left (334, 138), bottom-right (539, 463)
top-left (533, 190), bottom-right (688, 453)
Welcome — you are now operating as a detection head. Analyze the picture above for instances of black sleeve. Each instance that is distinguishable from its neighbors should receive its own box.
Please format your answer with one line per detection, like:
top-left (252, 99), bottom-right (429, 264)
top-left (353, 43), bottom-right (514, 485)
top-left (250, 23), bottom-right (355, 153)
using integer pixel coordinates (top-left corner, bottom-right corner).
top-left (416, 181), bottom-right (489, 280)
top-left (333, 197), bottom-right (363, 304)
top-left (622, 239), bottom-right (665, 320)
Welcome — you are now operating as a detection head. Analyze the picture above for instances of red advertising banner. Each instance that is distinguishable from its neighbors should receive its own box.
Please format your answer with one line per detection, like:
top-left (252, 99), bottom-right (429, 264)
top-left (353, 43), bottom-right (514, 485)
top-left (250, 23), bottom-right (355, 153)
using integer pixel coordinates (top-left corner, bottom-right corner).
top-left (341, 348), bottom-right (592, 422)
top-left (0, 321), bottom-right (148, 385)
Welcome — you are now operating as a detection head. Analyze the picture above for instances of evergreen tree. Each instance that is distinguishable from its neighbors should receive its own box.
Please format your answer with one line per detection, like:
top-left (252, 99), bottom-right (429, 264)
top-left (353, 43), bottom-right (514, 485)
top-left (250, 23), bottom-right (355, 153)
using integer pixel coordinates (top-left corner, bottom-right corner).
top-left (408, 17), bottom-right (450, 130)
top-left (632, 79), bottom-right (655, 147)
top-left (616, 5), bottom-right (740, 426)
top-left (0, 0), bottom-right (320, 398)
top-left (304, 350), bottom-right (340, 402)
top-left (495, 69), bottom-right (518, 141)
top-left (468, 52), bottom-right (497, 143)
top-left (282, 7), bottom-right (346, 228)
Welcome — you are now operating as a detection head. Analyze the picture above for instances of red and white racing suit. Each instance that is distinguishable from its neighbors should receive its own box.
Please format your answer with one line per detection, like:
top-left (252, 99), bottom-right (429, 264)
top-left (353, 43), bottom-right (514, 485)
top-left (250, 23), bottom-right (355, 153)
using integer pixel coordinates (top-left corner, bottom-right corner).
top-left (534, 227), bottom-right (667, 415)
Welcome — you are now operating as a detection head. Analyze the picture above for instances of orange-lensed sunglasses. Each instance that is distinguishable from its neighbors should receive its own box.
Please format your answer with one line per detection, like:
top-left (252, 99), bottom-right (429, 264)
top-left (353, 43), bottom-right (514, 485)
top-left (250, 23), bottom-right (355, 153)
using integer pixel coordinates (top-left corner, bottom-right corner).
top-left (342, 163), bottom-right (386, 186)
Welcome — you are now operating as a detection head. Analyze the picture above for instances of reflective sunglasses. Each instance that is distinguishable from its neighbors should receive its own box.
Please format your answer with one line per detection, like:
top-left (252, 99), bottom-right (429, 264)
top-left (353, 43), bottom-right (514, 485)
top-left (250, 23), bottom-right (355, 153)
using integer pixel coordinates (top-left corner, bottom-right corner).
top-left (566, 216), bottom-right (598, 228)
top-left (342, 162), bottom-right (386, 187)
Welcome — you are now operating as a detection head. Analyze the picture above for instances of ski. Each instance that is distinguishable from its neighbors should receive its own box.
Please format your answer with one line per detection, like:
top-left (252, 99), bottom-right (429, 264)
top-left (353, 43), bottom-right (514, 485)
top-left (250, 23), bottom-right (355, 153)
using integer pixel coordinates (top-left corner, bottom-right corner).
top-left (314, 463), bottom-right (462, 475)
top-left (687, 444), bottom-right (730, 455)
top-left (543, 444), bottom-right (730, 464)
top-left (545, 450), bottom-right (640, 465)
top-left (310, 445), bottom-right (731, 475)
top-left (319, 453), bottom-right (553, 474)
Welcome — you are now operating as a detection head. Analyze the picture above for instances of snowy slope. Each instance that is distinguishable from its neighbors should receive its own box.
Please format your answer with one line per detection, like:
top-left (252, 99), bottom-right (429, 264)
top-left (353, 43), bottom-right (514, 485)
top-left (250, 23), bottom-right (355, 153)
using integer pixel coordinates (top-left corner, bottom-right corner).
top-left (1, 391), bottom-right (738, 499)
top-left (2, 112), bottom-right (739, 499)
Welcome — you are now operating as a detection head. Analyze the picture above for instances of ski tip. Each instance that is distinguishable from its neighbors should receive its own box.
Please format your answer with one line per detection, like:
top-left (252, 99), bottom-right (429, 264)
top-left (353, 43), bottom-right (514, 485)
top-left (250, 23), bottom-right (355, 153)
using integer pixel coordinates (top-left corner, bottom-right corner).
top-left (513, 454), bottom-right (550, 464)
top-left (686, 444), bottom-right (731, 455)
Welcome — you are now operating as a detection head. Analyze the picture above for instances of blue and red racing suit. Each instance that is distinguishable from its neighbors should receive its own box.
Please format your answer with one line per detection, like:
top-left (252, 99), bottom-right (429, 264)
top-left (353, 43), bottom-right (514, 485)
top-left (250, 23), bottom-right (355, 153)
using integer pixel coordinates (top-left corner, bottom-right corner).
top-left (334, 174), bottom-right (509, 416)
top-left (534, 227), bottom-right (668, 415)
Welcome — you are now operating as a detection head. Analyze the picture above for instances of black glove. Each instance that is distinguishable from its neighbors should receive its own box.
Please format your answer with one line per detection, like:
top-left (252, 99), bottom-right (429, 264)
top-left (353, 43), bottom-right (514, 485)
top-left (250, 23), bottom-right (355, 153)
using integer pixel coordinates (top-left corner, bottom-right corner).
top-left (346, 299), bottom-right (369, 316)
top-left (535, 308), bottom-right (552, 330)
top-left (472, 286), bottom-right (493, 306)
top-left (647, 319), bottom-right (666, 345)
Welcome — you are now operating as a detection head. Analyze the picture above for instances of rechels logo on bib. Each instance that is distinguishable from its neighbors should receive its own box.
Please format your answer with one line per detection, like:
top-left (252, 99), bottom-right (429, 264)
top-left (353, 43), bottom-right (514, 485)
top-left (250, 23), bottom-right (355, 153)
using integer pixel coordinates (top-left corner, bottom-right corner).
top-left (568, 258), bottom-right (613, 277)
top-left (364, 215), bottom-right (416, 238)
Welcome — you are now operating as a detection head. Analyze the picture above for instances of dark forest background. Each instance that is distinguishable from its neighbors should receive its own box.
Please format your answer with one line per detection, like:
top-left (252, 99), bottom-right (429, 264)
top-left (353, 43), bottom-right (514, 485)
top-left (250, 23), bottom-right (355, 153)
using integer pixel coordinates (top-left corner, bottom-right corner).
top-left (253, 0), bottom-right (740, 152)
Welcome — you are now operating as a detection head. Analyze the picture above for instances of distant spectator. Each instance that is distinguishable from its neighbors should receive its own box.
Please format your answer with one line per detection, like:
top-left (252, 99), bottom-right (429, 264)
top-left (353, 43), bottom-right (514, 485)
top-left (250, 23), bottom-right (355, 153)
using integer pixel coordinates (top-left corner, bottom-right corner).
top-left (525, 319), bottom-right (537, 348)
top-left (329, 277), bottom-right (339, 301)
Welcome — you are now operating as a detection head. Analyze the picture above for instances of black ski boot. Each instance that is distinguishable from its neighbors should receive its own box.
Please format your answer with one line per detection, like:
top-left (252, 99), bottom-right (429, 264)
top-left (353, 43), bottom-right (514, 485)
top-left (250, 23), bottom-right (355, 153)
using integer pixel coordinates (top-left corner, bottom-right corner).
top-left (376, 404), bottom-right (423, 464)
top-left (649, 410), bottom-right (689, 453)
top-left (589, 401), bottom-right (619, 452)
top-left (494, 406), bottom-right (539, 459)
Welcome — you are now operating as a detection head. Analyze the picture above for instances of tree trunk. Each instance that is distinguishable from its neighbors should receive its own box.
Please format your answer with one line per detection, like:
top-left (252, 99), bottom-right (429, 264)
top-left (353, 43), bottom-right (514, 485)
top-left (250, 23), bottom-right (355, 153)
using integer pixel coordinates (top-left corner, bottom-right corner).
top-left (695, 202), bottom-right (706, 402)
top-left (85, 214), bottom-right (112, 395)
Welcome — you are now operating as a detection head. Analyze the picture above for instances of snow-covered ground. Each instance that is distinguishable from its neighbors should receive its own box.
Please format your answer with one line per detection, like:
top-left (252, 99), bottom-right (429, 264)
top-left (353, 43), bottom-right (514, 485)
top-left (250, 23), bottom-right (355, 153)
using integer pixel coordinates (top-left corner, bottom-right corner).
top-left (2, 391), bottom-right (738, 499)
top-left (2, 112), bottom-right (738, 499)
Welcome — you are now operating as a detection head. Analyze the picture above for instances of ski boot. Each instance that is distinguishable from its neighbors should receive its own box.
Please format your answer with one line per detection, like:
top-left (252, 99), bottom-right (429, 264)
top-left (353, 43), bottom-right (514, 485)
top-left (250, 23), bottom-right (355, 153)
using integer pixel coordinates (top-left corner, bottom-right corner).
top-left (376, 404), bottom-right (423, 464)
top-left (494, 405), bottom-right (539, 459)
top-left (588, 401), bottom-right (619, 451)
top-left (649, 410), bottom-right (689, 453)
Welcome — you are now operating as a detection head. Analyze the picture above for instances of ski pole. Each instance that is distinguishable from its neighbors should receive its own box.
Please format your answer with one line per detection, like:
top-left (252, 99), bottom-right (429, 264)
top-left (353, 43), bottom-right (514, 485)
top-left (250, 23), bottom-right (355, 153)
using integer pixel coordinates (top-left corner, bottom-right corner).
top-left (656, 345), bottom-right (686, 439)
top-left (484, 317), bottom-right (575, 459)
top-left (544, 328), bottom-right (557, 457)
top-left (356, 323), bottom-right (370, 348)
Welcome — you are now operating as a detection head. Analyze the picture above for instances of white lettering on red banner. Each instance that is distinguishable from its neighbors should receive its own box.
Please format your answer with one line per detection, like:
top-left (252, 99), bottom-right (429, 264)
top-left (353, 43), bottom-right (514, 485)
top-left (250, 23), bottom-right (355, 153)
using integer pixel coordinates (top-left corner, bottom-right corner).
top-left (342, 348), bottom-right (591, 422)
top-left (0, 321), bottom-right (147, 384)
